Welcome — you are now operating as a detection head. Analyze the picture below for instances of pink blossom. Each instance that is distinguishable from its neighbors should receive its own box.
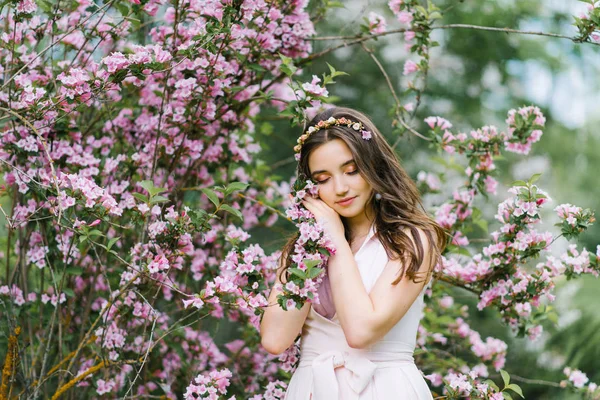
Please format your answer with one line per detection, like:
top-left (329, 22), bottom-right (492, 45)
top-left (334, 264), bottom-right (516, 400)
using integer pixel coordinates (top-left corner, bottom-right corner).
top-left (397, 11), bottom-right (413, 24)
top-left (183, 296), bottom-right (205, 309)
top-left (16, 0), bottom-right (37, 14)
top-left (367, 12), bottom-right (387, 34)
top-left (148, 254), bottom-right (170, 273)
top-left (424, 116), bottom-right (453, 130)
top-left (403, 60), bottom-right (419, 75)
top-left (96, 379), bottom-right (115, 395)
top-left (301, 75), bottom-right (328, 97)
top-left (102, 52), bottom-right (130, 73)
top-left (424, 373), bottom-right (443, 386)
top-left (568, 369), bottom-right (590, 388)
top-left (404, 31), bottom-right (416, 41)
top-left (439, 295), bottom-right (454, 309)
top-left (388, 0), bottom-right (403, 14)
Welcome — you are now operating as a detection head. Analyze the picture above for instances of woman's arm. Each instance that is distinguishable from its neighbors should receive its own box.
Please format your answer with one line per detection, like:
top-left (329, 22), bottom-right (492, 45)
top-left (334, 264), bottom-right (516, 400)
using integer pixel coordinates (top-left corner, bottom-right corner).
top-left (328, 228), bottom-right (433, 349)
top-left (260, 264), bottom-right (310, 355)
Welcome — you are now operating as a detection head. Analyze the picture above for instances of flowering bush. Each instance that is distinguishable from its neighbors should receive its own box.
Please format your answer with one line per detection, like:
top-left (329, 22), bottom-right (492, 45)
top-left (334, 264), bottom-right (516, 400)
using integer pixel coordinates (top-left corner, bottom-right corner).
top-left (0, 0), bottom-right (598, 399)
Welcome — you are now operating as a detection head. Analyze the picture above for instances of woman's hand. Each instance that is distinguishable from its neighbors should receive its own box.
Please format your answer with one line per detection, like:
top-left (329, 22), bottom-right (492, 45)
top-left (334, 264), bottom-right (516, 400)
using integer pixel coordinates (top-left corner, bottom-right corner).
top-left (300, 195), bottom-right (345, 244)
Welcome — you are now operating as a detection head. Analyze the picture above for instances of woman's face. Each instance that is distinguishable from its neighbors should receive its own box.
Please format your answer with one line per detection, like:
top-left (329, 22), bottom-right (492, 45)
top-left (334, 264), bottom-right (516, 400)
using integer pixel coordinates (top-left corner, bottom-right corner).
top-left (307, 138), bottom-right (374, 219)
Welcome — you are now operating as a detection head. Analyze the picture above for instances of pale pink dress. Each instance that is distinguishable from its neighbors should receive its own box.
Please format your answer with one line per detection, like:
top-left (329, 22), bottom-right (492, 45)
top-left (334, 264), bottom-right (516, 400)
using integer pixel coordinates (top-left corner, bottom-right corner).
top-left (284, 224), bottom-right (433, 400)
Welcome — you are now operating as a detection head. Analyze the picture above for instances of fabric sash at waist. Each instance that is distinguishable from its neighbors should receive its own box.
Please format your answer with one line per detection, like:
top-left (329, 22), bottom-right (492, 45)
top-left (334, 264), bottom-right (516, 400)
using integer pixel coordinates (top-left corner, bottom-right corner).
top-left (297, 343), bottom-right (416, 399)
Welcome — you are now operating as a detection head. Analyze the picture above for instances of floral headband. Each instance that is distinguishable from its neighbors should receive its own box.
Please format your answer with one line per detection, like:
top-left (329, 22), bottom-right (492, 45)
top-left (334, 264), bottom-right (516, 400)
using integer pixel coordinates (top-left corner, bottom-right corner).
top-left (294, 117), bottom-right (373, 160)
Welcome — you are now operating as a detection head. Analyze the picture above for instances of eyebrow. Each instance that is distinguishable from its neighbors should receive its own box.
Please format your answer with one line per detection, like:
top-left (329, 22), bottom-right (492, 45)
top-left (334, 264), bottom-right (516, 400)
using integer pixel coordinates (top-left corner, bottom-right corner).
top-left (310, 159), bottom-right (356, 177)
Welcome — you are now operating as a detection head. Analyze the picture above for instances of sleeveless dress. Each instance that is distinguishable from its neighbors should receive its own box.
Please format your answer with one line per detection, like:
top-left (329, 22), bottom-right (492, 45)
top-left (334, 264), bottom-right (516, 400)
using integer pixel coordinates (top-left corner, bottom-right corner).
top-left (284, 223), bottom-right (433, 400)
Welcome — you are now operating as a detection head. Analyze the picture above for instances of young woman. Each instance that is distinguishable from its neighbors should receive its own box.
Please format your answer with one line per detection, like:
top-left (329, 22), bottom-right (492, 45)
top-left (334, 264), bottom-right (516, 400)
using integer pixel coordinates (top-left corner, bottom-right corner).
top-left (260, 107), bottom-right (447, 399)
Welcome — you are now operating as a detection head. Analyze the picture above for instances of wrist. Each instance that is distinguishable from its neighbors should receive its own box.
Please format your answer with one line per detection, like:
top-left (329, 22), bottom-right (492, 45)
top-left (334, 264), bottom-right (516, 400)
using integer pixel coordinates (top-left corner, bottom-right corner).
top-left (330, 238), bottom-right (350, 255)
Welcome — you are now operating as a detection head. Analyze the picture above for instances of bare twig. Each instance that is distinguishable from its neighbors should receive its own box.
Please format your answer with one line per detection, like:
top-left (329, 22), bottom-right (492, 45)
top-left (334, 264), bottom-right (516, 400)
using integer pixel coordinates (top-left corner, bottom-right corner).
top-left (309, 24), bottom-right (599, 46)
top-left (360, 42), bottom-right (431, 142)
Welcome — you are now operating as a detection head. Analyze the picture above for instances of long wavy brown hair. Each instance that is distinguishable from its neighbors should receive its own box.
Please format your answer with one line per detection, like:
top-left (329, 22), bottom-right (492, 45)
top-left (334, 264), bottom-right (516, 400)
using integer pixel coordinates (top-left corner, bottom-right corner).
top-left (279, 107), bottom-right (448, 285)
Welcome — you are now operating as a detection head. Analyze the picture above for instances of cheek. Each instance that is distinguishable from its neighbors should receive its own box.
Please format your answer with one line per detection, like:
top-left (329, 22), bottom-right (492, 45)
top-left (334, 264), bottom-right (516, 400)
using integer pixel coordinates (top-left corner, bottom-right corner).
top-left (316, 185), bottom-right (334, 203)
top-left (354, 176), bottom-right (371, 190)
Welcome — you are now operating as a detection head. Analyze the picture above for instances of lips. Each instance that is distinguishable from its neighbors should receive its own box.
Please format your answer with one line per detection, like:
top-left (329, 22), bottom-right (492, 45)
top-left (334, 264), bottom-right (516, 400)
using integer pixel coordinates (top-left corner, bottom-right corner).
top-left (337, 196), bottom-right (356, 205)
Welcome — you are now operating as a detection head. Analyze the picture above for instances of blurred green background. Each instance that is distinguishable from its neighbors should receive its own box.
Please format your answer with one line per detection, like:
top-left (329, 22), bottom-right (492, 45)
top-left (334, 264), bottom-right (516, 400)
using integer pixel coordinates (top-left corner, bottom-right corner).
top-left (252, 0), bottom-right (600, 398)
top-left (0, 0), bottom-right (597, 398)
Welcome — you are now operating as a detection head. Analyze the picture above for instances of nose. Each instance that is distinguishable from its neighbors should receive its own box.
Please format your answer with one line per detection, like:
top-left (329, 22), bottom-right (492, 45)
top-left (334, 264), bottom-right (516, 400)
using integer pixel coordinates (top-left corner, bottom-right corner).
top-left (333, 175), bottom-right (349, 196)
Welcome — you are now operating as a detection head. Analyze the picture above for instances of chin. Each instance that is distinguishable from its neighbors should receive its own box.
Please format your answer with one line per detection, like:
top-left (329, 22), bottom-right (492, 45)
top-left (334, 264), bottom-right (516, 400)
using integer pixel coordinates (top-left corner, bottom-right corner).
top-left (336, 205), bottom-right (367, 219)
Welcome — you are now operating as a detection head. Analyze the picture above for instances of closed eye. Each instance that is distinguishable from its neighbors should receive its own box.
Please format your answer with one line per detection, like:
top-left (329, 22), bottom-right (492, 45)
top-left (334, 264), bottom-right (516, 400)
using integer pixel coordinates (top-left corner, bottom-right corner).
top-left (316, 170), bottom-right (359, 184)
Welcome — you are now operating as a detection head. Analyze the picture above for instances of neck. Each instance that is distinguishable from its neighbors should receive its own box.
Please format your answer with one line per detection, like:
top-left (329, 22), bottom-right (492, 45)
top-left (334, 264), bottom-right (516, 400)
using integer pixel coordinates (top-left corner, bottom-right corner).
top-left (345, 207), bottom-right (375, 242)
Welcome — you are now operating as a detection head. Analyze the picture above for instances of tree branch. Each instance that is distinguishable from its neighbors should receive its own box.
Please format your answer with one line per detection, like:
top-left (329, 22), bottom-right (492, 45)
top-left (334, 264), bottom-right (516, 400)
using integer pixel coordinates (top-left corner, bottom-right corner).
top-left (360, 42), bottom-right (431, 142)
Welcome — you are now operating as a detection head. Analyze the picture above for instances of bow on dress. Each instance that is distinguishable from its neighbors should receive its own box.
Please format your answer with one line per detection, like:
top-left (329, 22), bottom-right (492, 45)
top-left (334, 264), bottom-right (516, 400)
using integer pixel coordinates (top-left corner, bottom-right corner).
top-left (311, 351), bottom-right (377, 399)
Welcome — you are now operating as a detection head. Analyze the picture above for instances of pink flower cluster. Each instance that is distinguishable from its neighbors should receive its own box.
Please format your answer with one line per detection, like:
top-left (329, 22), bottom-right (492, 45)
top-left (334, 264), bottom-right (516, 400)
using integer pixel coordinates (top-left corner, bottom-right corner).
top-left (277, 179), bottom-right (337, 309)
top-left (101, 44), bottom-right (173, 75)
top-left (427, 366), bottom-right (509, 399)
top-left (54, 172), bottom-right (123, 216)
top-left (416, 171), bottom-right (441, 192)
top-left (388, 0), bottom-right (414, 26)
top-left (300, 75), bottom-right (329, 98)
top-left (184, 368), bottom-right (233, 400)
top-left (560, 367), bottom-right (600, 399)
top-left (403, 60), bottom-right (419, 76)
top-left (367, 12), bottom-right (387, 34)
top-left (560, 367), bottom-right (600, 400)
top-left (147, 254), bottom-right (170, 274)
top-left (426, 107), bottom-right (546, 197)
top-left (434, 189), bottom-right (474, 230)
top-left (555, 203), bottom-right (583, 226)
top-left (451, 318), bottom-right (507, 370)
top-left (435, 181), bottom-right (599, 338)
top-left (552, 244), bottom-right (600, 278)
top-left (504, 106), bottom-right (545, 155)
top-left (56, 67), bottom-right (92, 109)
top-left (249, 380), bottom-right (288, 400)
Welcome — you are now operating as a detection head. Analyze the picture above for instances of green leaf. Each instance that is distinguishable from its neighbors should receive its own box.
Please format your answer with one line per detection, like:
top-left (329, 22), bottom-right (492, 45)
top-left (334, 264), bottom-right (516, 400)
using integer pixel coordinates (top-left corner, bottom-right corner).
top-left (201, 188), bottom-right (220, 207)
top-left (88, 230), bottom-right (104, 237)
top-left (39, 0), bottom-right (53, 12)
top-left (65, 267), bottom-right (83, 276)
top-left (247, 63), bottom-right (266, 72)
top-left (326, 62), bottom-right (349, 78)
top-left (220, 204), bottom-right (243, 220)
top-left (107, 237), bottom-right (120, 251)
top-left (139, 180), bottom-right (155, 195)
top-left (289, 268), bottom-right (307, 280)
top-left (260, 122), bottom-right (274, 136)
top-left (62, 288), bottom-right (75, 298)
top-left (511, 180), bottom-right (527, 187)
top-left (149, 195), bottom-right (169, 204)
top-left (117, 2), bottom-right (129, 16)
top-left (79, 235), bottom-right (88, 244)
top-left (280, 64), bottom-right (297, 77)
top-left (528, 173), bottom-right (542, 184)
top-left (500, 369), bottom-right (510, 387)
top-left (303, 259), bottom-right (321, 269)
top-left (225, 182), bottom-right (249, 196)
top-left (326, 1), bottom-right (344, 8)
top-left (317, 248), bottom-right (331, 257)
top-left (447, 245), bottom-right (471, 257)
top-left (474, 218), bottom-right (488, 233)
top-left (279, 54), bottom-right (293, 65)
top-left (506, 384), bottom-right (524, 398)
top-left (484, 379), bottom-right (499, 392)
top-left (132, 192), bottom-right (148, 203)
top-left (308, 267), bottom-right (323, 279)
top-left (503, 392), bottom-right (513, 400)
top-left (139, 180), bottom-right (167, 197)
